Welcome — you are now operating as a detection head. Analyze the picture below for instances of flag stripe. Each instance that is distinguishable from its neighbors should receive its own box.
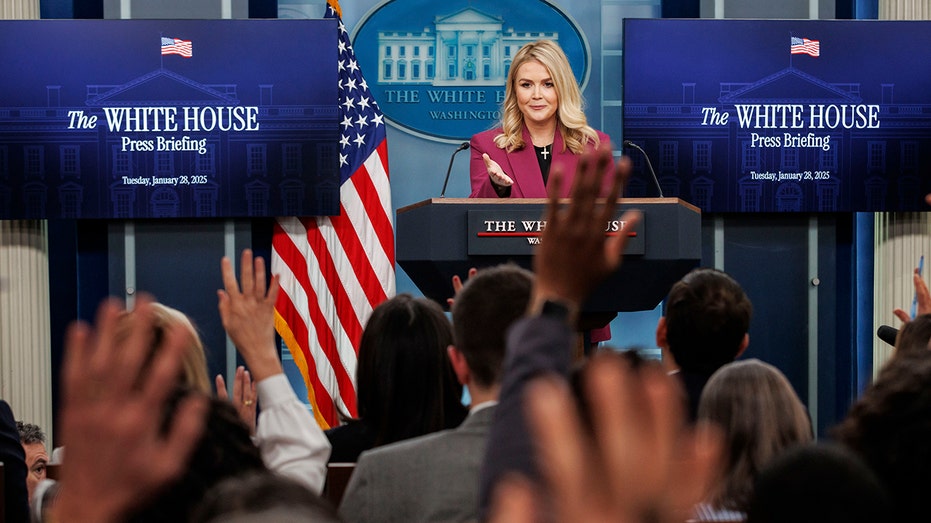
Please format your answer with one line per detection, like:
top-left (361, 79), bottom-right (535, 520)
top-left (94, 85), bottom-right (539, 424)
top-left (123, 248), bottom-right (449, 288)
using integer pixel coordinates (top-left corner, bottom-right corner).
top-left (274, 306), bottom-right (332, 428)
top-left (312, 212), bottom-right (372, 337)
top-left (272, 0), bottom-right (394, 428)
top-left (339, 178), bottom-right (393, 306)
top-left (272, 221), bottom-right (342, 423)
top-left (276, 217), bottom-right (358, 415)
top-left (355, 141), bottom-right (395, 271)
top-left (303, 218), bottom-right (363, 411)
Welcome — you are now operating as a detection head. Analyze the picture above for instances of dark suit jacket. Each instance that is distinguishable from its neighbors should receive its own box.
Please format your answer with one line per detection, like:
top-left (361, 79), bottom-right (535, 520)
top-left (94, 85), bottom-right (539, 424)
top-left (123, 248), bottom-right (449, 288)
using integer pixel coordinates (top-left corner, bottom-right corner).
top-left (339, 405), bottom-right (497, 523)
top-left (1, 400), bottom-right (29, 523)
top-left (469, 126), bottom-right (613, 198)
top-left (478, 317), bottom-right (573, 519)
top-left (676, 370), bottom-right (714, 424)
top-left (325, 419), bottom-right (375, 463)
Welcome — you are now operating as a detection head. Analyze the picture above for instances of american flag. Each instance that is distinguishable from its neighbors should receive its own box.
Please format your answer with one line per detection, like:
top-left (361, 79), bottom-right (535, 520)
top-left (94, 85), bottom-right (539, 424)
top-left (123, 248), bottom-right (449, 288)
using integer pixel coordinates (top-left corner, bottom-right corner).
top-left (790, 37), bottom-right (820, 57)
top-left (272, 0), bottom-right (395, 429)
top-left (161, 37), bottom-right (192, 58)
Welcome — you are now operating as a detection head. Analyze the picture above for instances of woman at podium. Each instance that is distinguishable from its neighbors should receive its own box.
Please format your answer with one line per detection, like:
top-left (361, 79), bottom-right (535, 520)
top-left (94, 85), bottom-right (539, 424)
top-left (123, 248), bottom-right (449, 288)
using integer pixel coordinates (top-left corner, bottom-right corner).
top-left (469, 39), bottom-right (614, 198)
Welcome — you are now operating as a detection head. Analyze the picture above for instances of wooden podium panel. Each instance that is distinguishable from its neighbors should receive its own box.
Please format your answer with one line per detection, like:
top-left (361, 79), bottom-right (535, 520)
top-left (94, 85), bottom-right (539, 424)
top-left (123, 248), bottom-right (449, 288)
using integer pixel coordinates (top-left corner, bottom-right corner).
top-left (397, 198), bottom-right (701, 312)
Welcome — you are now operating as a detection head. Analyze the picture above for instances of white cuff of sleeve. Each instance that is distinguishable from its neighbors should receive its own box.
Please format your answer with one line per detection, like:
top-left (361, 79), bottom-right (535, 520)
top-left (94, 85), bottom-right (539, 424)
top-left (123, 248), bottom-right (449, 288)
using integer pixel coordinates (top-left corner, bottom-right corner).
top-left (255, 373), bottom-right (294, 409)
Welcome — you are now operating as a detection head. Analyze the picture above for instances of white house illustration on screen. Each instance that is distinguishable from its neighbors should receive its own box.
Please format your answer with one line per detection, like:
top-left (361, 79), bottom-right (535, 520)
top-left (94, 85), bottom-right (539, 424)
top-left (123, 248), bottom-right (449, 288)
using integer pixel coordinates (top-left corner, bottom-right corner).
top-left (376, 7), bottom-right (557, 86)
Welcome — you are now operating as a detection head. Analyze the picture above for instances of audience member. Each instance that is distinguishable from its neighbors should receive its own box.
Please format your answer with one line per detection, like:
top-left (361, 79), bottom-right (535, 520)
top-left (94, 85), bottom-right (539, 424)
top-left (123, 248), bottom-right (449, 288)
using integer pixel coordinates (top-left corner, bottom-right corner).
top-left (15, 421), bottom-right (48, 503)
top-left (657, 268), bottom-right (753, 421)
top-left (1, 400), bottom-right (29, 523)
top-left (693, 359), bottom-right (812, 521)
top-left (746, 443), bottom-right (891, 523)
top-left (339, 264), bottom-right (533, 522)
top-left (218, 249), bottom-right (331, 493)
top-left (123, 391), bottom-right (267, 523)
top-left (326, 293), bottom-right (468, 462)
top-left (78, 254), bottom-right (331, 496)
top-left (832, 349), bottom-right (931, 521)
top-left (116, 301), bottom-right (213, 395)
top-left (568, 349), bottom-right (659, 441)
top-left (48, 297), bottom-right (208, 523)
top-left (191, 471), bottom-right (341, 523)
top-left (41, 261), bottom-right (335, 523)
top-left (892, 313), bottom-right (931, 358)
top-left (481, 145), bottom-right (722, 523)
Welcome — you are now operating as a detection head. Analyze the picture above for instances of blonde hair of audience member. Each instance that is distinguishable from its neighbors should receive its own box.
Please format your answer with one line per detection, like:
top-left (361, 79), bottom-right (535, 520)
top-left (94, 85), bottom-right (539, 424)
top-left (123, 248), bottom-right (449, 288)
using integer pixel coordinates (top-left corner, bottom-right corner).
top-left (117, 302), bottom-right (212, 395)
top-left (697, 359), bottom-right (812, 513)
top-left (494, 40), bottom-right (599, 154)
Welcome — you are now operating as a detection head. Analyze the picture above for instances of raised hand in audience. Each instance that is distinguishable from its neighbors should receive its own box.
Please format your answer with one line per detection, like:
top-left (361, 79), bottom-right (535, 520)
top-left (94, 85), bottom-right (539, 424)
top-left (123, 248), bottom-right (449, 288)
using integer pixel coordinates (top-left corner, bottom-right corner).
top-left (216, 365), bottom-right (257, 435)
top-left (217, 249), bottom-right (283, 381)
top-left (51, 297), bottom-right (208, 523)
top-left (447, 267), bottom-right (478, 307)
top-left (217, 248), bottom-right (332, 494)
top-left (489, 354), bottom-right (721, 523)
top-left (530, 143), bottom-right (639, 316)
top-left (893, 266), bottom-right (931, 324)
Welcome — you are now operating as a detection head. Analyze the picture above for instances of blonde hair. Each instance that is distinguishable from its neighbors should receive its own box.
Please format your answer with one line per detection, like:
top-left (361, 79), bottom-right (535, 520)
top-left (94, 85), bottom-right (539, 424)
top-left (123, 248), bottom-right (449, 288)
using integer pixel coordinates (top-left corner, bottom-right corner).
top-left (494, 40), bottom-right (599, 154)
top-left (117, 302), bottom-right (212, 395)
top-left (698, 359), bottom-right (812, 512)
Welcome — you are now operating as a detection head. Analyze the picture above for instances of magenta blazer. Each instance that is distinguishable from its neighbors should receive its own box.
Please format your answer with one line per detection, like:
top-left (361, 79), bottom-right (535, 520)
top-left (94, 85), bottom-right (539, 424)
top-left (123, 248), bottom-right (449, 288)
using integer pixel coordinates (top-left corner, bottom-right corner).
top-left (469, 126), bottom-right (613, 198)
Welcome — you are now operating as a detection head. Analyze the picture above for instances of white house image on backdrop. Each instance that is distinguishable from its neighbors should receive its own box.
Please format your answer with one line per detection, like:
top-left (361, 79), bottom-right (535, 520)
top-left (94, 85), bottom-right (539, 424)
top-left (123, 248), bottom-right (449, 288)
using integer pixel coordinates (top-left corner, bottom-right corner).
top-left (376, 7), bottom-right (557, 86)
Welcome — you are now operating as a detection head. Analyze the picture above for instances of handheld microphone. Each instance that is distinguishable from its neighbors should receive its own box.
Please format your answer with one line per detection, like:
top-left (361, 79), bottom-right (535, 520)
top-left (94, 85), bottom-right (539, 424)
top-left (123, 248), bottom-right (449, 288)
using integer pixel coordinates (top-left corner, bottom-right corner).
top-left (877, 325), bottom-right (898, 347)
top-left (623, 140), bottom-right (664, 198)
top-left (440, 142), bottom-right (470, 198)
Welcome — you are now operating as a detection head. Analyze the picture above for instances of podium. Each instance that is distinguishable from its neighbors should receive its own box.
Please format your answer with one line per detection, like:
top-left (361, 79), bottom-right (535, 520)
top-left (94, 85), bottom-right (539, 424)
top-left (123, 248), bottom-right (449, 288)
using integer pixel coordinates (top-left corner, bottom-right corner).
top-left (396, 198), bottom-right (702, 313)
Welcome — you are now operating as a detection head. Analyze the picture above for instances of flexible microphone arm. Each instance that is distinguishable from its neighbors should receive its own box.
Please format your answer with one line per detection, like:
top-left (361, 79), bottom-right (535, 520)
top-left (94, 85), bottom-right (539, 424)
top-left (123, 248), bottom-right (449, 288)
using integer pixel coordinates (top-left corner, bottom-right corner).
top-left (623, 140), bottom-right (664, 198)
top-left (440, 142), bottom-right (470, 198)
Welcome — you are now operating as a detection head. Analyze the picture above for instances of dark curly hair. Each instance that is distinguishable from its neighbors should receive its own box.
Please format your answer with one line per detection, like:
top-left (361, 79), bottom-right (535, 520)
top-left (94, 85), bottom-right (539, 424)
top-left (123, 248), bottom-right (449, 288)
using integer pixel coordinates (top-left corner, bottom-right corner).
top-left (15, 421), bottom-right (46, 445)
top-left (832, 350), bottom-right (931, 521)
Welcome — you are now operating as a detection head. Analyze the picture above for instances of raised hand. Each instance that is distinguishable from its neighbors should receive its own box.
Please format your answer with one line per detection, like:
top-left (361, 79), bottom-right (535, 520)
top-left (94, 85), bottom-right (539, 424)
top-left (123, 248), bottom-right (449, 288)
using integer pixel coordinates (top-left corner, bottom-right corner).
top-left (216, 365), bottom-right (257, 435)
top-left (218, 249), bottom-right (282, 381)
top-left (489, 355), bottom-right (721, 523)
top-left (893, 266), bottom-right (931, 324)
top-left (52, 297), bottom-right (208, 523)
top-left (447, 267), bottom-right (479, 308)
top-left (531, 145), bottom-right (640, 314)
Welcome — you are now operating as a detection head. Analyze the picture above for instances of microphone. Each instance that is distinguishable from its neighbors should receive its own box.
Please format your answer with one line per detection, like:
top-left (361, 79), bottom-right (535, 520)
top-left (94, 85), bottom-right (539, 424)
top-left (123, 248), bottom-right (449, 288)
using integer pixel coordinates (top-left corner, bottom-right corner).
top-left (440, 142), bottom-right (470, 198)
top-left (877, 325), bottom-right (898, 347)
top-left (623, 140), bottom-right (664, 198)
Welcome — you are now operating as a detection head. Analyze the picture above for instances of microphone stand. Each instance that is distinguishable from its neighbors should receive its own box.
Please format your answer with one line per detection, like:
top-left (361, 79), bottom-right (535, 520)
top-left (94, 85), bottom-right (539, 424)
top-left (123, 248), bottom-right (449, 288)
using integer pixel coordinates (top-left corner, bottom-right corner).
top-left (623, 140), bottom-right (664, 198)
top-left (440, 142), bottom-right (470, 198)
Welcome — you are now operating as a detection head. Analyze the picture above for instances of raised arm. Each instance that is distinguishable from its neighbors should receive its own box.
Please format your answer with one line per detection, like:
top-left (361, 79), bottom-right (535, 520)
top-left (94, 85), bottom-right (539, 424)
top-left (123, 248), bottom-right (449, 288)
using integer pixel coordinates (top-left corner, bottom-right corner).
top-left (218, 249), bottom-right (331, 494)
top-left (483, 146), bottom-right (722, 523)
top-left (51, 297), bottom-right (208, 523)
top-left (893, 266), bottom-right (931, 324)
top-left (478, 144), bottom-right (640, 516)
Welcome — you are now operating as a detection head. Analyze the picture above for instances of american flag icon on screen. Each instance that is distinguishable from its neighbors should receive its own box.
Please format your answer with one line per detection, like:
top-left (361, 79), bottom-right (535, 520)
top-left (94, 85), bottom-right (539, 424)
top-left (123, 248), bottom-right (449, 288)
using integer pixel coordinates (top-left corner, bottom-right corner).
top-left (161, 37), bottom-right (192, 58)
top-left (790, 37), bottom-right (819, 57)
